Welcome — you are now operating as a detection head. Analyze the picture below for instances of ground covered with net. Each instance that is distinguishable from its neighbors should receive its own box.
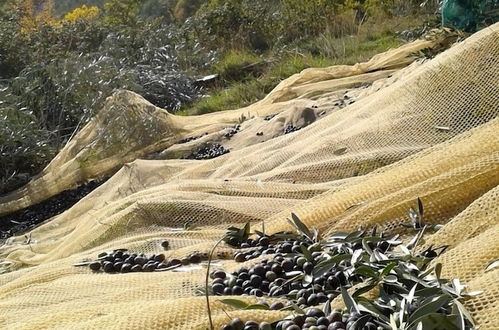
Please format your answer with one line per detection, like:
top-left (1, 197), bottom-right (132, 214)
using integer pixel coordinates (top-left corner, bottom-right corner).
top-left (0, 24), bottom-right (497, 329)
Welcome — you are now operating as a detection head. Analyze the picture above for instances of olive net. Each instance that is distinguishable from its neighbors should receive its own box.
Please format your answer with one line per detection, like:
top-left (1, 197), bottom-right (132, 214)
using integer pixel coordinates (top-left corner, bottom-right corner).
top-left (0, 24), bottom-right (498, 329)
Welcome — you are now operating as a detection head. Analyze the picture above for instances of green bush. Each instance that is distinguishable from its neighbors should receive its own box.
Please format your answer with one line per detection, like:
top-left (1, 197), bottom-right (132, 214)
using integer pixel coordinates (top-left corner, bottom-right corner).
top-left (0, 107), bottom-right (56, 195)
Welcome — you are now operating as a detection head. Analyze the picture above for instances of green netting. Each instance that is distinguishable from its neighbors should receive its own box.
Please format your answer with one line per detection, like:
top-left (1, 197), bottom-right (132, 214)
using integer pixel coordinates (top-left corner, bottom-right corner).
top-left (442, 0), bottom-right (499, 31)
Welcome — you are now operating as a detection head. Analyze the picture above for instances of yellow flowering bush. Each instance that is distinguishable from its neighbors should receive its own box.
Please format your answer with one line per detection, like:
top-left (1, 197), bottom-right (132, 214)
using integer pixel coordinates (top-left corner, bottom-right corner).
top-left (63, 5), bottom-right (100, 23)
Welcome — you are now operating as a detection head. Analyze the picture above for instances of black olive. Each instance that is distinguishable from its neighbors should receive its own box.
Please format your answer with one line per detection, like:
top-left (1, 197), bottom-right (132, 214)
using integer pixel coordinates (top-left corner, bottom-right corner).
top-left (230, 318), bottom-right (244, 330)
top-left (103, 262), bottom-right (114, 273)
top-left (212, 283), bottom-right (225, 295)
top-left (303, 262), bottom-right (314, 274)
top-left (258, 237), bottom-right (269, 247)
top-left (131, 264), bottom-right (142, 272)
top-left (232, 286), bottom-right (244, 295)
top-left (121, 263), bottom-right (132, 273)
top-left (307, 293), bottom-right (319, 306)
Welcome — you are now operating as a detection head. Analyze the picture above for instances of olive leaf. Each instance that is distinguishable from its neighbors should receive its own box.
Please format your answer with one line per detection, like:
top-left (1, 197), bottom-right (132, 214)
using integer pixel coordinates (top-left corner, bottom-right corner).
top-left (351, 248), bottom-right (363, 265)
top-left (349, 314), bottom-right (370, 330)
top-left (453, 299), bottom-right (476, 328)
top-left (341, 286), bottom-right (360, 313)
top-left (408, 294), bottom-right (452, 323)
top-left (300, 244), bottom-right (313, 262)
top-left (380, 262), bottom-right (397, 279)
top-left (245, 304), bottom-right (270, 310)
top-left (288, 213), bottom-right (313, 241)
top-left (408, 313), bottom-right (459, 330)
top-left (323, 299), bottom-right (331, 315)
top-left (353, 284), bottom-right (377, 298)
top-left (219, 299), bottom-right (249, 309)
top-left (223, 222), bottom-right (251, 247)
top-left (434, 263), bottom-right (442, 280)
top-left (345, 229), bottom-right (366, 242)
top-left (354, 265), bottom-right (378, 279)
top-left (289, 302), bottom-right (305, 315)
top-left (485, 259), bottom-right (499, 272)
top-left (313, 254), bottom-right (351, 277)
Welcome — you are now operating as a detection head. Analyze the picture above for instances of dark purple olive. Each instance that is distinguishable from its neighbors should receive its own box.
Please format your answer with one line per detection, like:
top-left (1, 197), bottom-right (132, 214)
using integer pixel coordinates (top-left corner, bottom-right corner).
top-left (306, 308), bottom-right (325, 318)
top-left (89, 262), bottom-right (101, 271)
top-left (265, 302), bottom-right (282, 310)
top-left (212, 283), bottom-right (225, 295)
top-left (214, 270), bottom-right (227, 279)
top-left (235, 253), bottom-right (246, 262)
top-left (161, 240), bottom-right (169, 249)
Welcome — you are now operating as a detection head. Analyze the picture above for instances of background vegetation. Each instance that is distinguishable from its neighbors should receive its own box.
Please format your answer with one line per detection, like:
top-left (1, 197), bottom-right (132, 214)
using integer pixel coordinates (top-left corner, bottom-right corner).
top-left (0, 0), bottom-right (441, 195)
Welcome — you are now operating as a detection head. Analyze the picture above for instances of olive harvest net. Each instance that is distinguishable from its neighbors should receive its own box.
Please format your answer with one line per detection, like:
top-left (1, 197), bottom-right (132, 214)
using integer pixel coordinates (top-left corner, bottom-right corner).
top-left (0, 24), bottom-right (498, 329)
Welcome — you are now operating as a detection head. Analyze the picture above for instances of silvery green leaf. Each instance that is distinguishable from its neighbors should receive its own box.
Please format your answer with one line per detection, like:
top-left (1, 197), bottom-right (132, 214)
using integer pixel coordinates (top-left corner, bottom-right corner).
top-left (345, 229), bottom-right (366, 241)
top-left (464, 290), bottom-right (483, 297)
top-left (289, 213), bottom-right (313, 240)
top-left (454, 299), bottom-right (476, 327)
top-left (298, 243), bottom-right (313, 261)
top-left (435, 263), bottom-right (442, 280)
top-left (417, 197), bottom-right (424, 217)
top-left (351, 248), bottom-right (363, 265)
top-left (485, 259), bottom-right (499, 272)
top-left (362, 238), bottom-right (374, 255)
top-left (384, 275), bottom-right (399, 284)
top-left (451, 278), bottom-right (465, 296)
top-left (398, 244), bottom-right (411, 256)
top-left (341, 286), bottom-right (360, 313)
top-left (323, 299), bottom-right (331, 315)
top-left (350, 314), bottom-right (370, 330)
top-left (405, 284), bottom-right (417, 304)
top-left (408, 313), bottom-right (459, 330)
top-left (374, 249), bottom-right (388, 261)
top-left (406, 226), bottom-right (426, 250)
top-left (302, 274), bottom-right (313, 287)
top-left (408, 295), bottom-right (452, 323)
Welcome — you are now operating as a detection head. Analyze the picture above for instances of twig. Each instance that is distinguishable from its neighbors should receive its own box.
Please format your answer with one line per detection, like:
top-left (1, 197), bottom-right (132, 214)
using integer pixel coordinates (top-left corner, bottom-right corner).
top-left (205, 235), bottom-right (227, 330)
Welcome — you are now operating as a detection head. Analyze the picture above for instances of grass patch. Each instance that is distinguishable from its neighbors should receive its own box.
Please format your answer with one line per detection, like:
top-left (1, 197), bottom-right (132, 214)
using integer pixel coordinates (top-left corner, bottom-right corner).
top-left (180, 16), bottom-right (426, 116)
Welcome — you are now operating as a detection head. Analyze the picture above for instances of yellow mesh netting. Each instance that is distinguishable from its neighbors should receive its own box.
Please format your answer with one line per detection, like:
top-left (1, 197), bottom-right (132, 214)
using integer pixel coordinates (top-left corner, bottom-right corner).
top-left (0, 24), bottom-right (498, 329)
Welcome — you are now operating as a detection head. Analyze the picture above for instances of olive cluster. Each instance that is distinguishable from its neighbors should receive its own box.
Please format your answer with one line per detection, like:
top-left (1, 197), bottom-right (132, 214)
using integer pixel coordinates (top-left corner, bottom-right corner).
top-left (224, 124), bottom-right (241, 139)
top-left (212, 251), bottom-right (346, 308)
top-left (264, 114), bottom-right (277, 121)
top-left (85, 249), bottom-right (203, 274)
top-left (186, 143), bottom-right (230, 160)
top-left (0, 179), bottom-right (105, 239)
top-left (284, 125), bottom-right (302, 135)
top-left (221, 308), bottom-right (378, 330)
